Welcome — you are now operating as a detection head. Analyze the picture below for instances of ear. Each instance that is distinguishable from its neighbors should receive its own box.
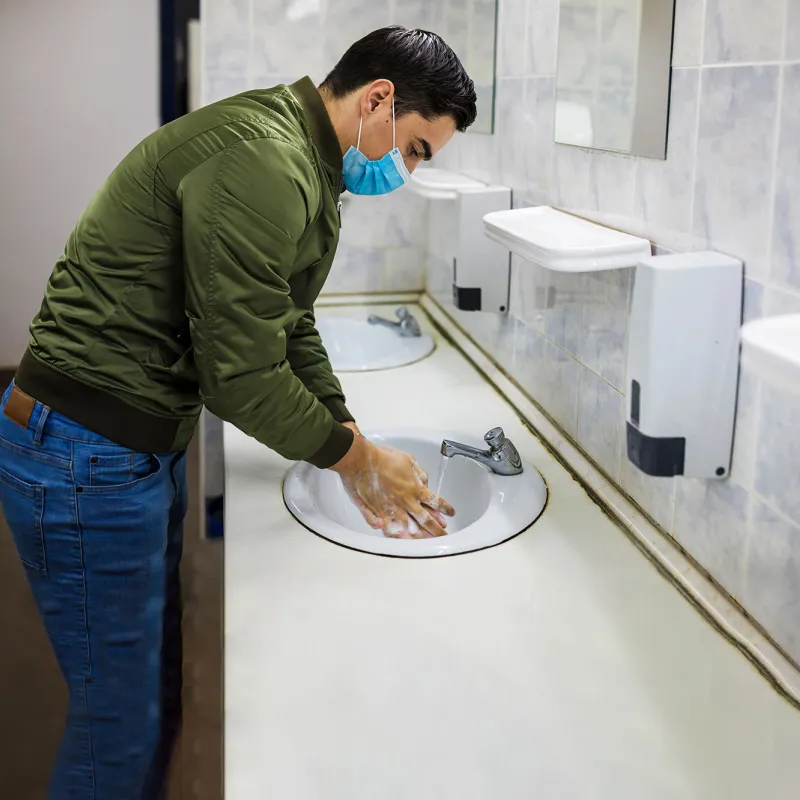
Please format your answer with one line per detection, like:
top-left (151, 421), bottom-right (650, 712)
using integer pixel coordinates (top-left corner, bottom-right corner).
top-left (362, 79), bottom-right (395, 115)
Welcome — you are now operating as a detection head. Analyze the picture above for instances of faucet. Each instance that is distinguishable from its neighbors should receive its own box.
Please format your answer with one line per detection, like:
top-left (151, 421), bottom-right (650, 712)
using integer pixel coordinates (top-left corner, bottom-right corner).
top-left (441, 427), bottom-right (524, 476)
top-left (367, 307), bottom-right (422, 338)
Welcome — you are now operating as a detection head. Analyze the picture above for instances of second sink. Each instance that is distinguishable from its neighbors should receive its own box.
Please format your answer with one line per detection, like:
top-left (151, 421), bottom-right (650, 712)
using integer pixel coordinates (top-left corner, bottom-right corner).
top-left (316, 310), bottom-right (435, 372)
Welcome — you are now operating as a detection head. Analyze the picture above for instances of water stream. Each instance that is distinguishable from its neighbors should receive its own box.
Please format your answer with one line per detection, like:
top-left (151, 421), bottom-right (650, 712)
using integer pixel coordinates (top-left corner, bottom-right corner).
top-left (434, 454), bottom-right (450, 497)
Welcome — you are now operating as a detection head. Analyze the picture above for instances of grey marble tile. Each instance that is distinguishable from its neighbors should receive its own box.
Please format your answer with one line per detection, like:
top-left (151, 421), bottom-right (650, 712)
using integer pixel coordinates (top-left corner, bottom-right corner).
top-left (577, 368), bottom-right (624, 482)
top-left (325, 246), bottom-right (384, 294)
top-left (552, 145), bottom-right (592, 214)
top-left (763, 286), bottom-right (800, 316)
top-left (509, 259), bottom-right (548, 333)
top-left (673, 478), bottom-right (750, 599)
top-left (497, 0), bottom-right (529, 78)
top-left (743, 278), bottom-right (766, 324)
top-left (204, 0), bottom-right (251, 74)
top-left (496, 78), bottom-right (531, 198)
top-left (771, 64), bottom-right (800, 292)
top-left (729, 362), bottom-right (761, 491)
top-left (579, 268), bottom-right (631, 390)
top-left (755, 379), bottom-right (800, 526)
top-left (588, 152), bottom-right (637, 230)
top-left (633, 68), bottom-right (700, 252)
top-left (787, 0), bottom-right (800, 60)
top-left (672, 0), bottom-right (706, 67)
top-left (704, 0), bottom-right (786, 64)
top-left (619, 451), bottom-right (677, 533)
top-left (542, 270), bottom-right (585, 357)
top-left (742, 499), bottom-right (800, 664)
top-left (203, 73), bottom-right (253, 106)
top-left (251, 0), bottom-right (325, 80)
top-left (515, 325), bottom-right (581, 438)
top-left (523, 77), bottom-right (557, 205)
top-left (693, 66), bottom-right (780, 280)
top-left (383, 247), bottom-right (425, 292)
top-left (527, 0), bottom-right (560, 76)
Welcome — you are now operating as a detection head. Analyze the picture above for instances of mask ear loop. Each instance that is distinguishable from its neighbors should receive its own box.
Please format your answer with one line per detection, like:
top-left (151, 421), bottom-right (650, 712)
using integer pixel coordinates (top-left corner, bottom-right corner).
top-left (356, 116), bottom-right (363, 152)
top-left (392, 97), bottom-right (396, 150)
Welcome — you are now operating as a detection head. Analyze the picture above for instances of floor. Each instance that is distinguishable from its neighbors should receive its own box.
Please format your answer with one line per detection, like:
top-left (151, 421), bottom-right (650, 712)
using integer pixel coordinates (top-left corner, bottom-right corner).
top-left (0, 366), bottom-right (223, 799)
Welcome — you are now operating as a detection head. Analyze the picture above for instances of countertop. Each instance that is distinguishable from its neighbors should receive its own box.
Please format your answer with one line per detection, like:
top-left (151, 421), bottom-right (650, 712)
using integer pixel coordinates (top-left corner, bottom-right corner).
top-left (225, 304), bottom-right (800, 800)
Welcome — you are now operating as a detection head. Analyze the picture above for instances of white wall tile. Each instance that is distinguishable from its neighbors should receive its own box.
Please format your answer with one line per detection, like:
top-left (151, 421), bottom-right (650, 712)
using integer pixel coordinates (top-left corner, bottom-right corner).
top-left (522, 77), bottom-right (557, 205)
top-left (579, 268), bottom-right (631, 390)
top-left (755, 380), bottom-right (800, 526)
top-left (742, 499), bottom-right (800, 663)
top-left (672, 0), bottom-right (706, 67)
top-left (763, 286), bottom-right (800, 316)
top-left (324, 247), bottom-right (385, 294)
top-left (496, 78), bottom-right (531, 197)
top-left (674, 479), bottom-right (750, 598)
top-left (693, 66), bottom-right (780, 280)
top-left (497, 0), bottom-right (529, 78)
top-left (204, 73), bottom-right (253, 105)
top-left (383, 247), bottom-right (425, 292)
top-left (729, 364), bottom-right (761, 491)
top-left (542, 270), bottom-right (585, 356)
top-left (588, 152), bottom-right (637, 230)
top-left (527, 0), bottom-right (560, 76)
top-left (515, 325), bottom-right (581, 437)
top-left (704, 0), bottom-right (786, 64)
top-left (743, 278), bottom-right (765, 323)
top-left (203, 0), bottom-right (251, 75)
top-left (787, 0), bottom-right (800, 60)
top-left (577, 369), bottom-right (624, 481)
top-left (771, 64), bottom-right (800, 292)
top-left (552, 145), bottom-right (592, 212)
top-left (619, 454), bottom-right (677, 533)
top-left (634, 68), bottom-right (700, 252)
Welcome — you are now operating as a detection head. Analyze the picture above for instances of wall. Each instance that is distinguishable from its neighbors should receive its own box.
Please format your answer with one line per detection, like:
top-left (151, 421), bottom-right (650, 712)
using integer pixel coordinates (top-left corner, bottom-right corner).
top-left (202, 0), bottom-right (499, 295)
top-left (431, 0), bottom-right (800, 662)
top-left (0, 0), bottom-right (160, 367)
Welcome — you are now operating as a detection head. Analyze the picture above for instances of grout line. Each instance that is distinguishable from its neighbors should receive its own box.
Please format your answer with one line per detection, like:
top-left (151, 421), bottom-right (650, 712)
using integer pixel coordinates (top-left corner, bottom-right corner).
top-left (702, 60), bottom-right (799, 69)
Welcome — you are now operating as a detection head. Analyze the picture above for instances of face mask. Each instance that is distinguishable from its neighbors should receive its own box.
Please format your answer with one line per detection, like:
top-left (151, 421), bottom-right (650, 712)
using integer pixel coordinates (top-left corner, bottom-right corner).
top-left (342, 98), bottom-right (411, 196)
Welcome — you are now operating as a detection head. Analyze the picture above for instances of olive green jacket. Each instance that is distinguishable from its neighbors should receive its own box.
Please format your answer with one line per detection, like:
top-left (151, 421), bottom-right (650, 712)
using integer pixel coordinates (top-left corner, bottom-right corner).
top-left (17, 77), bottom-right (354, 467)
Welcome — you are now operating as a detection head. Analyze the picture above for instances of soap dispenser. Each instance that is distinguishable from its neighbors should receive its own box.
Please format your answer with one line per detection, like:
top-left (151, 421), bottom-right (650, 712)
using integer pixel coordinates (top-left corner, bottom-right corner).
top-left (625, 251), bottom-right (743, 479)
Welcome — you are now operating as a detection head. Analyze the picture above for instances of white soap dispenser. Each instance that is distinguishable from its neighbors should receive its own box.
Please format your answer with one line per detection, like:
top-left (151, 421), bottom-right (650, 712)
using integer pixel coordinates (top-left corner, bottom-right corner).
top-left (625, 251), bottom-right (743, 479)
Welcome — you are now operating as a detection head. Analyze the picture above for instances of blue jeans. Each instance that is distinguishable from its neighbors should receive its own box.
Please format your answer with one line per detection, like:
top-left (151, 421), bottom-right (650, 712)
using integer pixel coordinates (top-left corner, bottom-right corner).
top-left (0, 383), bottom-right (186, 799)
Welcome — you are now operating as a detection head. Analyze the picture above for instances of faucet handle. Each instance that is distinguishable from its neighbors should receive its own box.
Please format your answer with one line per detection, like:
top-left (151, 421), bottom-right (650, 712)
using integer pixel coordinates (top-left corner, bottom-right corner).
top-left (484, 427), bottom-right (507, 450)
top-left (396, 306), bottom-right (410, 321)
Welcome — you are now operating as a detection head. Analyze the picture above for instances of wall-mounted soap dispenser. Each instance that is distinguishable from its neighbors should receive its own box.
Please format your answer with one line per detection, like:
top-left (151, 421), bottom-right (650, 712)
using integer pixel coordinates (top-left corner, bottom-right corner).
top-left (408, 169), bottom-right (511, 312)
top-left (626, 251), bottom-right (743, 479)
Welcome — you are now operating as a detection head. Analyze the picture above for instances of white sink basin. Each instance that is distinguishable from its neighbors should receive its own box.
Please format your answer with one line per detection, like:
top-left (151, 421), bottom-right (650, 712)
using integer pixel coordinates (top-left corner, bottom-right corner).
top-left (316, 316), bottom-right (434, 372)
top-left (283, 429), bottom-right (548, 558)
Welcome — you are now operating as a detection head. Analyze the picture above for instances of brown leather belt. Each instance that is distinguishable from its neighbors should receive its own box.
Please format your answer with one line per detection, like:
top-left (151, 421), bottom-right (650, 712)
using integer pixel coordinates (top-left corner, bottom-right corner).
top-left (3, 385), bottom-right (36, 429)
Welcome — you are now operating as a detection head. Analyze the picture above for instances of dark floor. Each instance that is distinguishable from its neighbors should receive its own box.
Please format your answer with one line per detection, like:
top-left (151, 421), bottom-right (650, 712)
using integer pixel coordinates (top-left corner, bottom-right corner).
top-left (0, 370), bottom-right (222, 799)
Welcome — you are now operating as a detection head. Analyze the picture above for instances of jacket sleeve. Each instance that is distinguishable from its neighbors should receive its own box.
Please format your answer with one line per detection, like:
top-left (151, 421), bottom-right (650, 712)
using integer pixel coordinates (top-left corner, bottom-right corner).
top-left (180, 137), bottom-right (353, 468)
top-left (285, 309), bottom-right (355, 425)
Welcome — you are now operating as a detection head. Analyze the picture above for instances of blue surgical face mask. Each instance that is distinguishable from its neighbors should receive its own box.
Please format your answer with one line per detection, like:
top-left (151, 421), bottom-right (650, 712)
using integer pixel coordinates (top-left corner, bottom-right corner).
top-left (342, 98), bottom-right (411, 196)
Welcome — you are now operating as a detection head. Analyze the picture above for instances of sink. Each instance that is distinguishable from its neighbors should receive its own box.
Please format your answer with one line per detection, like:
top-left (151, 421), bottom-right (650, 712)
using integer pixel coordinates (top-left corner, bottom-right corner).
top-left (741, 314), bottom-right (800, 394)
top-left (283, 429), bottom-right (548, 558)
top-left (316, 315), bottom-right (435, 372)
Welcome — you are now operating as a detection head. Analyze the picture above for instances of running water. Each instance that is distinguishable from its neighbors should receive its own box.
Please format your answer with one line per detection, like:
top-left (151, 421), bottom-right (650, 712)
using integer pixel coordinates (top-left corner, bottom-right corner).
top-left (434, 455), bottom-right (450, 497)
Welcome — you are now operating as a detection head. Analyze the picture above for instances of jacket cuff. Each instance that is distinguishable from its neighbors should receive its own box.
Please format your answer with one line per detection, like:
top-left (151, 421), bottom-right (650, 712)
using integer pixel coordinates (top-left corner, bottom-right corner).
top-left (322, 396), bottom-right (355, 425)
top-left (306, 420), bottom-right (354, 469)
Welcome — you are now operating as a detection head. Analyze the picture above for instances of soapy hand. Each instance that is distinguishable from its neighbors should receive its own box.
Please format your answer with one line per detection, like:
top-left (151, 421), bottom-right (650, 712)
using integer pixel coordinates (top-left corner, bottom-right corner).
top-left (331, 431), bottom-right (455, 538)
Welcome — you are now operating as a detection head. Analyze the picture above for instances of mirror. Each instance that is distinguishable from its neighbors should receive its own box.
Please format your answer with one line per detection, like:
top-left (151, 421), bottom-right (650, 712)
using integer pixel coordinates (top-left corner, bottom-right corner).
top-left (430, 0), bottom-right (499, 134)
top-left (554, 0), bottom-right (675, 159)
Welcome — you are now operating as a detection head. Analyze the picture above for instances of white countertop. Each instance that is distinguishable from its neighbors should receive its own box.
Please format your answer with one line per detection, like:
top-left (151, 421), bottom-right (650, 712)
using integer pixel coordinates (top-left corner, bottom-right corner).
top-left (225, 304), bottom-right (800, 800)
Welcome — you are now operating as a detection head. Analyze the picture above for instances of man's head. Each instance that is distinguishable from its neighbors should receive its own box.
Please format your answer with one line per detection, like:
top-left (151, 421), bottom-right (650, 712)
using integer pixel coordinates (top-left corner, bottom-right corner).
top-left (319, 26), bottom-right (477, 176)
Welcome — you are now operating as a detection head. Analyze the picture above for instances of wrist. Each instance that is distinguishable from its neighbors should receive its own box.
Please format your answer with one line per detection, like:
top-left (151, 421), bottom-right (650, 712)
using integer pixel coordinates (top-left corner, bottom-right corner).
top-left (329, 429), bottom-right (369, 473)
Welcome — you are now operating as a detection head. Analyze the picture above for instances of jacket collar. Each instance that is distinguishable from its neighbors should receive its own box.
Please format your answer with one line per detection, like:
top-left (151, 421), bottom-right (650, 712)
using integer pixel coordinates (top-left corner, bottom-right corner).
top-left (289, 76), bottom-right (343, 174)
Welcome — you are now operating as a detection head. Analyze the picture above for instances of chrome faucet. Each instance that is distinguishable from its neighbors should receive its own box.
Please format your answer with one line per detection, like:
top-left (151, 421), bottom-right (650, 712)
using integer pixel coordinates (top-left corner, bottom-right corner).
top-left (367, 306), bottom-right (422, 338)
top-left (441, 427), bottom-right (524, 476)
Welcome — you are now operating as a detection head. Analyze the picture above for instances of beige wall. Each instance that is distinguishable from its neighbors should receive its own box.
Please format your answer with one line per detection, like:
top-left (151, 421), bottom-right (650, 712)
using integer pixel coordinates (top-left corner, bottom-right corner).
top-left (0, 0), bottom-right (160, 366)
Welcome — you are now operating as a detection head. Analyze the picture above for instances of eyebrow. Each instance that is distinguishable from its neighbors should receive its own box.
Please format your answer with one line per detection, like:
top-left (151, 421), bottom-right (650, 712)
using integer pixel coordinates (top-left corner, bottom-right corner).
top-left (418, 138), bottom-right (432, 161)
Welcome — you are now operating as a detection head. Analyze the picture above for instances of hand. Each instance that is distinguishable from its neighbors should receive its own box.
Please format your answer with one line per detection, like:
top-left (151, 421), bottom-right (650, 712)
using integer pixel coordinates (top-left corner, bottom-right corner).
top-left (330, 436), bottom-right (455, 539)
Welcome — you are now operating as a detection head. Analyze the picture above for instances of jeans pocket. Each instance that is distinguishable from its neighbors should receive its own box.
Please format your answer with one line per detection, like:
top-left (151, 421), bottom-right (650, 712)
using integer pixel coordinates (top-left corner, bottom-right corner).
top-left (89, 452), bottom-right (156, 489)
top-left (0, 464), bottom-right (46, 573)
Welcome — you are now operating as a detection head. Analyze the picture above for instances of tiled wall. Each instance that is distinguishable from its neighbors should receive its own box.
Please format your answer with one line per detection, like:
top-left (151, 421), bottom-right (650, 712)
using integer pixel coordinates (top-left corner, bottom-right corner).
top-left (431, 0), bottom-right (800, 662)
top-left (201, 0), bottom-right (492, 295)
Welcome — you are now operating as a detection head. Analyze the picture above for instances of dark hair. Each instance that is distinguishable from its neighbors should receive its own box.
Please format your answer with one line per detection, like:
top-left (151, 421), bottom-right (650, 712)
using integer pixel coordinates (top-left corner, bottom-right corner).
top-left (320, 26), bottom-right (477, 133)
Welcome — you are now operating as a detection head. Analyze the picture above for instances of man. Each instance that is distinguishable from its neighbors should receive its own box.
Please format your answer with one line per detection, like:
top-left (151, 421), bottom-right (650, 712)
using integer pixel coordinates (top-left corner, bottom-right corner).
top-left (0, 25), bottom-right (476, 799)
